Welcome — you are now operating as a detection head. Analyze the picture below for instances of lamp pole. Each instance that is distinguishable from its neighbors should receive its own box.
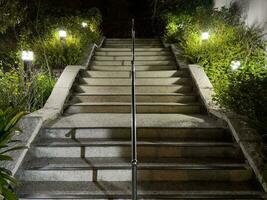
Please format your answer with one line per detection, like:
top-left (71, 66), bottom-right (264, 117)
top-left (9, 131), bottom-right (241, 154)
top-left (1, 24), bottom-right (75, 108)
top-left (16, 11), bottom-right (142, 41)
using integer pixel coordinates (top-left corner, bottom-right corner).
top-left (59, 30), bottom-right (67, 45)
top-left (21, 51), bottom-right (34, 82)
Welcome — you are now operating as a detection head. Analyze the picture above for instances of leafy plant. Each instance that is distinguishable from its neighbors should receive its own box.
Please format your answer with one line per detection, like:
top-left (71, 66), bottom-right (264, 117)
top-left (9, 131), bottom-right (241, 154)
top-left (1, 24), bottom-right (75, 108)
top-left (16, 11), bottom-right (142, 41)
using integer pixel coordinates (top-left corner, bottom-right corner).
top-left (0, 0), bottom-right (25, 34)
top-left (0, 67), bottom-right (56, 112)
top-left (18, 9), bottom-right (102, 70)
top-left (162, 6), bottom-right (267, 134)
top-left (0, 108), bottom-right (25, 200)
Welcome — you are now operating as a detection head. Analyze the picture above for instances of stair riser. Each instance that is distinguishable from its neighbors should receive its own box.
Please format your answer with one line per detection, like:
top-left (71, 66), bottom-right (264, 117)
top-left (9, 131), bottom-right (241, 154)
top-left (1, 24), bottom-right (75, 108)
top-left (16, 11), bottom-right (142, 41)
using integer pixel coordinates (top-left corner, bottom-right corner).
top-left (93, 56), bottom-right (173, 61)
top-left (32, 146), bottom-right (238, 158)
top-left (95, 51), bottom-right (171, 56)
top-left (79, 78), bottom-right (192, 85)
top-left (104, 41), bottom-right (163, 45)
top-left (104, 43), bottom-right (162, 47)
top-left (104, 45), bottom-right (163, 48)
top-left (65, 105), bottom-right (202, 114)
top-left (106, 39), bottom-right (160, 41)
top-left (71, 95), bottom-right (197, 103)
top-left (104, 41), bottom-right (161, 45)
top-left (97, 48), bottom-right (166, 52)
top-left (42, 128), bottom-right (229, 140)
top-left (92, 61), bottom-right (176, 66)
top-left (75, 86), bottom-right (192, 94)
top-left (81, 71), bottom-right (189, 78)
top-left (90, 65), bottom-right (176, 71)
top-left (20, 169), bottom-right (252, 182)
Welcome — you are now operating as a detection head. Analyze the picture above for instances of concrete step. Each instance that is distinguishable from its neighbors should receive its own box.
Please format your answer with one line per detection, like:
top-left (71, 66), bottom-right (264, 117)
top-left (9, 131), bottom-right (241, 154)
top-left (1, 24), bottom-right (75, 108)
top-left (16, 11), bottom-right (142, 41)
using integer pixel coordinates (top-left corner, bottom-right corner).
top-left (75, 85), bottom-right (192, 94)
top-left (104, 42), bottom-right (162, 47)
top-left (103, 45), bottom-right (163, 48)
top-left (81, 70), bottom-right (189, 78)
top-left (19, 158), bottom-right (251, 182)
top-left (41, 128), bottom-right (230, 140)
top-left (92, 60), bottom-right (176, 66)
top-left (31, 138), bottom-right (239, 158)
top-left (97, 48), bottom-right (167, 52)
top-left (104, 40), bottom-right (161, 45)
top-left (23, 157), bottom-right (246, 170)
top-left (95, 51), bottom-right (172, 56)
top-left (93, 55), bottom-right (173, 61)
top-left (17, 181), bottom-right (264, 199)
top-left (103, 43), bottom-right (162, 47)
top-left (105, 38), bottom-right (160, 42)
top-left (65, 102), bottom-right (202, 114)
top-left (70, 93), bottom-right (198, 103)
top-left (41, 127), bottom-right (230, 140)
top-left (46, 113), bottom-right (226, 129)
top-left (79, 77), bottom-right (192, 85)
top-left (90, 65), bottom-right (177, 71)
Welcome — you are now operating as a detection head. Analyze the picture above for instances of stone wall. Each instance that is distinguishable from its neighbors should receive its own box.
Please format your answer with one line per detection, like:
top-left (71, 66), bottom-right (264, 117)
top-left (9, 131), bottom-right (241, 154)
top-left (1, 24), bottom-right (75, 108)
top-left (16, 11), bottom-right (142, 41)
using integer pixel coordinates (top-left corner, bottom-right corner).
top-left (214, 0), bottom-right (267, 38)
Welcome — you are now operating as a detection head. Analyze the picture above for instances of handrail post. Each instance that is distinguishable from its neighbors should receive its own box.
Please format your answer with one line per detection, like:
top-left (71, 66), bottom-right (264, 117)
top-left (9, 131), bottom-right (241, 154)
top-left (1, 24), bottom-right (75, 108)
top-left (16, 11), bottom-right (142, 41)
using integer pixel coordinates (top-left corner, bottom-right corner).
top-left (131, 18), bottom-right (138, 200)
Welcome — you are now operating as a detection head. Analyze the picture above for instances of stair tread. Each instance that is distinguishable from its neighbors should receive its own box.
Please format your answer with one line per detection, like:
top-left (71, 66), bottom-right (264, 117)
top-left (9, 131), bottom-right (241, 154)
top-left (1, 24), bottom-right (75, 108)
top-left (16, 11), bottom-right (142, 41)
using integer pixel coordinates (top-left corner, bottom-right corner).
top-left (80, 77), bottom-right (190, 80)
top-left (46, 113), bottom-right (225, 129)
top-left (24, 157), bottom-right (247, 170)
top-left (34, 138), bottom-right (234, 147)
top-left (97, 48), bottom-right (168, 51)
top-left (73, 93), bottom-right (197, 96)
top-left (77, 84), bottom-right (191, 87)
top-left (81, 70), bottom-right (190, 77)
top-left (17, 181), bottom-right (263, 196)
top-left (85, 70), bottom-right (188, 73)
top-left (68, 102), bottom-right (201, 106)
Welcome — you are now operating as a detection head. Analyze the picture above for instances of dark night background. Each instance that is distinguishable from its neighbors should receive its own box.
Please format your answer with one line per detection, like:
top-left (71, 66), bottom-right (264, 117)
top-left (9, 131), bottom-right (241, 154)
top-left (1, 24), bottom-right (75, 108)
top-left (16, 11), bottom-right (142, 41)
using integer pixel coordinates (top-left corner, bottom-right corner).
top-left (34, 0), bottom-right (155, 38)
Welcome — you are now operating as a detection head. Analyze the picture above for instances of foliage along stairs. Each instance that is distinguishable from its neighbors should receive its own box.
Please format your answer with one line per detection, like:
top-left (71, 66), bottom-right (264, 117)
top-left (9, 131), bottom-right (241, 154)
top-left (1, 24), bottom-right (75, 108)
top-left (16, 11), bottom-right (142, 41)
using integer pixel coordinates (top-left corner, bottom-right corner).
top-left (16, 38), bottom-right (265, 199)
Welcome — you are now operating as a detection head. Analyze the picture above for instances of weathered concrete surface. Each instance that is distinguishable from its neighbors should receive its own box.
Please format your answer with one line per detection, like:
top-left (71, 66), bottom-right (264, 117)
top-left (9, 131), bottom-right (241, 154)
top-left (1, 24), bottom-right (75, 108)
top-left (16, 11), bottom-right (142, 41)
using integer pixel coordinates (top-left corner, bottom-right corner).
top-left (189, 64), bottom-right (267, 192)
top-left (46, 113), bottom-right (225, 129)
top-left (81, 36), bottom-right (105, 67)
top-left (44, 65), bottom-right (85, 111)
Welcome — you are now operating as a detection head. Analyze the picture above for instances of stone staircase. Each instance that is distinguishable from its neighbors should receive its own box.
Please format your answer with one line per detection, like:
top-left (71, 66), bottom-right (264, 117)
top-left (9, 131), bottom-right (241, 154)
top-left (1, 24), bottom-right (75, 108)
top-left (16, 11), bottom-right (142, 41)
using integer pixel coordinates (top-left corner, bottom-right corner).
top-left (16, 38), bottom-right (264, 199)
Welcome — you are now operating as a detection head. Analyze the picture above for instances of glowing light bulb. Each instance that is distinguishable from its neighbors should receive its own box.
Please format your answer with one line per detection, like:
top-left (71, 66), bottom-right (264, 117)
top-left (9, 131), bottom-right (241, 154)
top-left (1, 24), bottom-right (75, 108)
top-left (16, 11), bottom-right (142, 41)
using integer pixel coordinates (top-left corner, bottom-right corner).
top-left (230, 60), bottom-right (241, 71)
top-left (82, 22), bottom-right (88, 28)
top-left (21, 51), bottom-right (34, 61)
top-left (58, 30), bottom-right (67, 39)
top-left (201, 32), bottom-right (210, 40)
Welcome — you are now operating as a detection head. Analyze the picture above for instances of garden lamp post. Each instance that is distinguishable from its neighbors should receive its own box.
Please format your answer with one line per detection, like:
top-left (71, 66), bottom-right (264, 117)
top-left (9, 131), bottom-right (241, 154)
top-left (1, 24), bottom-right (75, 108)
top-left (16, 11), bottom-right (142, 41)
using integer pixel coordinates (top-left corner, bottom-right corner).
top-left (82, 22), bottom-right (88, 28)
top-left (59, 30), bottom-right (67, 43)
top-left (230, 60), bottom-right (241, 71)
top-left (21, 50), bottom-right (34, 82)
top-left (201, 32), bottom-right (210, 40)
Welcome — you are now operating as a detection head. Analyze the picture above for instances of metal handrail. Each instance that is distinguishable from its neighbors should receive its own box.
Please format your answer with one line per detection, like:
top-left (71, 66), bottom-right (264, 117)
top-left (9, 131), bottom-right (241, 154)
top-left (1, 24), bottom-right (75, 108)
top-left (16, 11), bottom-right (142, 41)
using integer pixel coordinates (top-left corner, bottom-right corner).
top-left (131, 18), bottom-right (138, 200)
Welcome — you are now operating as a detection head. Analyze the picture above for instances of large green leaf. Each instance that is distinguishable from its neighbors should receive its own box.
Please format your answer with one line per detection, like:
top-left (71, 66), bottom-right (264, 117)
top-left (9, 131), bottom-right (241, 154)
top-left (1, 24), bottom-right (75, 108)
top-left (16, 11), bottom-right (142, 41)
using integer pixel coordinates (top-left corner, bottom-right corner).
top-left (2, 187), bottom-right (18, 200)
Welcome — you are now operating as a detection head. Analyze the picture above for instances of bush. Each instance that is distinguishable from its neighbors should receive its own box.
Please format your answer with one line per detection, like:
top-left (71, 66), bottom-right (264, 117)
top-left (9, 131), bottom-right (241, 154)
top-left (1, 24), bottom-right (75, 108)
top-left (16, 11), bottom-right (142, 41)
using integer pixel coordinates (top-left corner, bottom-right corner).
top-left (0, 67), bottom-right (56, 112)
top-left (18, 8), bottom-right (102, 70)
top-left (0, 108), bottom-right (25, 200)
top-left (162, 6), bottom-right (267, 133)
top-left (0, 8), bottom-right (102, 112)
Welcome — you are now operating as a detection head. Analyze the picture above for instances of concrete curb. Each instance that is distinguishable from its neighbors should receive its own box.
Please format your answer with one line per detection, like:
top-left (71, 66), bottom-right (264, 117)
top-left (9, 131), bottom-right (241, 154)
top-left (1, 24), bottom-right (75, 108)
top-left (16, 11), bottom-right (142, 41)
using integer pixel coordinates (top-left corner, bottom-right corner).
top-left (162, 41), bottom-right (188, 70)
top-left (6, 37), bottom-right (106, 175)
top-left (188, 64), bottom-right (267, 192)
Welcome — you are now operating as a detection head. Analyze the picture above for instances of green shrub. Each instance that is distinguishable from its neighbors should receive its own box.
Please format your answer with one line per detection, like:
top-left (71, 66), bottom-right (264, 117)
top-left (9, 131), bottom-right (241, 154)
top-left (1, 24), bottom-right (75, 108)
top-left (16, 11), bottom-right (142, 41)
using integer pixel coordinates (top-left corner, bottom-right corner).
top-left (27, 71), bottom-right (56, 111)
top-left (162, 7), bottom-right (267, 133)
top-left (0, 108), bottom-right (25, 200)
top-left (18, 8), bottom-right (102, 70)
top-left (0, 67), bottom-right (56, 112)
top-left (0, 8), bottom-right (102, 113)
